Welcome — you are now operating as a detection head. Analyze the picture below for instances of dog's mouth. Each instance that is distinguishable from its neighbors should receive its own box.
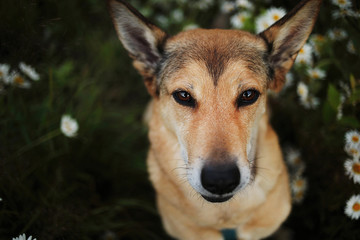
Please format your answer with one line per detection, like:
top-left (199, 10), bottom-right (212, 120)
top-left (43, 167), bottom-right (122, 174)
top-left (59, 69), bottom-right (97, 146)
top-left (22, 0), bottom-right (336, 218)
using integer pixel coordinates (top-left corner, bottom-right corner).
top-left (201, 194), bottom-right (233, 203)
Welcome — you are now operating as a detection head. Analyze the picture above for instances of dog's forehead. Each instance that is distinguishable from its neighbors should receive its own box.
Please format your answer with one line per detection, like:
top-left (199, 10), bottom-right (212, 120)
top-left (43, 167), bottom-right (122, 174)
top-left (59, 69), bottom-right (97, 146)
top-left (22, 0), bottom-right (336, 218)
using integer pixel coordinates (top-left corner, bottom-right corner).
top-left (157, 29), bottom-right (272, 89)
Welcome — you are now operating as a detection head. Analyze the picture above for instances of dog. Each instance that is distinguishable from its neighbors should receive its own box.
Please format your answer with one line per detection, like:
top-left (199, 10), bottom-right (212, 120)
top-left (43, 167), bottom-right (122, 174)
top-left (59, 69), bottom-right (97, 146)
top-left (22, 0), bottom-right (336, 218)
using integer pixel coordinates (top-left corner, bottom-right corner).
top-left (108, 0), bottom-right (321, 239)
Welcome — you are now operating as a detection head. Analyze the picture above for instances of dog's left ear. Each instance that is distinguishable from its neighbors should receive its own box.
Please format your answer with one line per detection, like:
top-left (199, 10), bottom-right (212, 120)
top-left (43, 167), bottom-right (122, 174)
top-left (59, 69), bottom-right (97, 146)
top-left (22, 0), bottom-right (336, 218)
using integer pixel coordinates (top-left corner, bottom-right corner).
top-left (259, 0), bottom-right (322, 92)
top-left (108, 0), bottom-right (167, 96)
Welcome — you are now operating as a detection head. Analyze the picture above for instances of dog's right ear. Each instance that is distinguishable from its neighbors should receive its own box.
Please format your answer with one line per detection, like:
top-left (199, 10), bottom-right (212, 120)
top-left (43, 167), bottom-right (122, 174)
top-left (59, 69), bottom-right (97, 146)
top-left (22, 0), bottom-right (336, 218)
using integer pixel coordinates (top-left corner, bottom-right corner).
top-left (108, 0), bottom-right (167, 96)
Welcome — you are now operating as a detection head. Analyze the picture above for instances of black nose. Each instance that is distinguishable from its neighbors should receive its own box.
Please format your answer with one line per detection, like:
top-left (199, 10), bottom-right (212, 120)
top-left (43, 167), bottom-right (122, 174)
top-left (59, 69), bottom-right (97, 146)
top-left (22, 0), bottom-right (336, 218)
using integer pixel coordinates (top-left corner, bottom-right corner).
top-left (201, 163), bottom-right (240, 195)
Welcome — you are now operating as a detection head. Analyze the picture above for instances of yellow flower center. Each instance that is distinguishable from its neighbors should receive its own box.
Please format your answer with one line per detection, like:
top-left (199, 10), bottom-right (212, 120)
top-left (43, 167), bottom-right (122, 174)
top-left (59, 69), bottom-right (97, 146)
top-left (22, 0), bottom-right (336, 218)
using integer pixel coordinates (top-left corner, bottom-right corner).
top-left (352, 136), bottom-right (359, 143)
top-left (312, 73), bottom-right (319, 79)
top-left (0, 72), bottom-right (3, 77)
top-left (14, 76), bottom-right (25, 85)
top-left (316, 35), bottom-right (325, 42)
top-left (352, 162), bottom-right (360, 174)
top-left (353, 202), bottom-right (360, 212)
top-left (350, 148), bottom-right (359, 155)
top-left (295, 179), bottom-right (304, 187)
top-left (338, 0), bottom-right (346, 5)
top-left (64, 122), bottom-right (73, 133)
top-left (273, 14), bottom-right (280, 21)
top-left (299, 48), bottom-right (305, 54)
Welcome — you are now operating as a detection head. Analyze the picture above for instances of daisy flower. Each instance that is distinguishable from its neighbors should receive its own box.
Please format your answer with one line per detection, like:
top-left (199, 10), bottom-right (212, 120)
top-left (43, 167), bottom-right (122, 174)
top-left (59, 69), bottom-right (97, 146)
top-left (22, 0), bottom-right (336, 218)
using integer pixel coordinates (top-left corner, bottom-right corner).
top-left (291, 177), bottom-right (308, 203)
top-left (230, 12), bottom-right (250, 29)
top-left (309, 34), bottom-right (326, 56)
top-left (9, 71), bottom-right (31, 89)
top-left (347, 41), bottom-right (356, 54)
top-left (345, 130), bottom-right (360, 148)
top-left (266, 7), bottom-right (286, 23)
top-left (171, 9), bottom-right (184, 23)
top-left (235, 0), bottom-right (254, 11)
top-left (183, 23), bottom-right (199, 31)
top-left (332, 8), bottom-right (358, 19)
top-left (155, 15), bottom-right (169, 28)
top-left (12, 233), bottom-right (37, 240)
top-left (337, 95), bottom-right (346, 120)
top-left (255, 14), bottom-right (272, 33)
top-left (0, 63), bottom-right (10, 83)
top-left (195, 0), bottom-right (214, 10)
top-left (283, 72), bottom-right (294, 90)
top-left (345, 144), bottom-right (360, 160)
top-left (331, 0), bottom-right (352, 9)
top-left (345, 159), bottom-right (360, 184)
top-left (297, 82), bottom-right (309, 101)
top-left (307, 67), bottom-right (326, 80)
top-left (19, 62), bottom-right (40, 81)
top-left (300, 95), bottom-right (320, 110)
top-left (345, 194), bottom-right (360, 220)
top-left (328, 28), bottom-right (348, 41)
top-left (255, 8), bottom-right (286, 33)
top-left (285, 147), bottom-right (306, 177)
top-left (221, 1), bottom-right (235, 13)
top-left (295, 43), bottom-right (313, 65)
top-left (60, 115), bottom-right (79, 138)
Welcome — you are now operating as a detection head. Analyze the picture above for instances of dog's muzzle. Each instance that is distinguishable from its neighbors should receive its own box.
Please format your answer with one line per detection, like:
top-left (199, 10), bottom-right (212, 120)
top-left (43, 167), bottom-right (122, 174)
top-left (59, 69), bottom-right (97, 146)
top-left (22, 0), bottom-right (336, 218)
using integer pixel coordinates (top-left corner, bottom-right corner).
top-left (200, 162), bottom-right (240, 203)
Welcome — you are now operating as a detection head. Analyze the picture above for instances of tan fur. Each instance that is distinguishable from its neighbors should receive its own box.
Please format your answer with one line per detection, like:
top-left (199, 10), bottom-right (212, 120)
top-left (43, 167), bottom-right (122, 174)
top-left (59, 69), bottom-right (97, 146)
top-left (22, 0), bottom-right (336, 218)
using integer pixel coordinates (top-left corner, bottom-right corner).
top-left (108, 0), bottom-right (322, 239)
top-left (146, 46), bottom-right (291, 239)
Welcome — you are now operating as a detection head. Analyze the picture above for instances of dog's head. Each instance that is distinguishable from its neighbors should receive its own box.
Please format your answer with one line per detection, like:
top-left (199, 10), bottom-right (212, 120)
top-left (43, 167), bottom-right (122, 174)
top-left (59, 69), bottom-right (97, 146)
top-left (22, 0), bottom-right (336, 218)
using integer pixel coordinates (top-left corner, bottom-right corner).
top-left (108, 0), bottom-right (321, 202)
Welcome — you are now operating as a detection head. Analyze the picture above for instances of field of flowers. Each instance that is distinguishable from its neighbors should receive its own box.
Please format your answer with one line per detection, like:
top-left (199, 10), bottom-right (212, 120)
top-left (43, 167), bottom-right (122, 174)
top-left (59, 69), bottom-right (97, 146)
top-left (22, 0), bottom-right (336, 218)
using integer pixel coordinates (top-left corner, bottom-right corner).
top-left (1, 0), bottom-right (360, 239)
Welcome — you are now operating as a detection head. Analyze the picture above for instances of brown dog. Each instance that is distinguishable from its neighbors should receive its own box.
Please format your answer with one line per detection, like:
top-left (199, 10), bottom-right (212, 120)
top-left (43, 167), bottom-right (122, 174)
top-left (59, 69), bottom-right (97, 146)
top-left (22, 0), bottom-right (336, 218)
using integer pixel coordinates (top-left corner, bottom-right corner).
top-left (108, 0), bottom-right (321, 239)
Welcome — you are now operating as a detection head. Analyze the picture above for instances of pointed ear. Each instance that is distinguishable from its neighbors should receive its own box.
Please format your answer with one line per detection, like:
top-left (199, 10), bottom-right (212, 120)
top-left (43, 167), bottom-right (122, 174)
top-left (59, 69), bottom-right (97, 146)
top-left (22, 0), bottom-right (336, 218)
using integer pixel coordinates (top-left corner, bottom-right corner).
top-left (108, 0), bottom-right (168, 96)
top-left (259, 0), bottom-right (322, 92)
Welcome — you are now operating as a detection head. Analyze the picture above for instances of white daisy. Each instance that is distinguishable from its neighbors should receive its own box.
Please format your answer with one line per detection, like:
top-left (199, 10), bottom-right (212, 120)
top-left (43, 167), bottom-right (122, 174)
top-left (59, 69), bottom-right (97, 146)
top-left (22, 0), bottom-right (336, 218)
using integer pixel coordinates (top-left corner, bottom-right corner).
top-left (12, 233), bottom-right (37, 240)
top-left (19, 62), bottom-right (40, 81)
top-left (345, 130), bottom-right (360, 148)
top-left (347, 41), bottom-right (356, 54)
top-left (331, 0), bottom-right (352, 9)
top-left (283, 72), bottom-right (294, 90)
top-left (328, 28), bottom-right (348, 41)
top-left (255, 8), bottom-right (286, 33)
top-left (183, 23), bottom-right (199, 31)
top-left (60, 115), bottom-right (79, 138)
top-left (9, 71), bottom-right (31, 89)
top-left (337, 95), bottom-right (346, 120)
top-left (221, 1), bottom-right (235, 13)
top-left (171, 9), bottom-right (184, 23)
top-left (266, 7), bottom-right (286, 23)
top-left (155, 15), bottom-right (169, 28)
top-left (332, 8), bottom-right (357, 19)
top-left (297, 82), bottom-right (309, 100)
top-left (255, 14), bottom-right (272, 33)
top-left (295, 43), bottom-right (313, 65)
top-left (307, 67), bottom-right (326, 80)
top-left (235, 0), bottom-right (254, 11)
top-left (0, 63), bottom-right (10, 83)
top-left (345, 159), bottom-right (360, 184)
top-left (300, 95), bottom-right (320, 109)
top-left (230, 12), bottom-right (250, 29)
top-left (345, 194), bottom-right (360, 220)
top-left (345, 144), bottom-right (360, 160)
top-left (195, 0), bottom-right (214, 10)
top-left (291, 177), bottom-right (308, 203)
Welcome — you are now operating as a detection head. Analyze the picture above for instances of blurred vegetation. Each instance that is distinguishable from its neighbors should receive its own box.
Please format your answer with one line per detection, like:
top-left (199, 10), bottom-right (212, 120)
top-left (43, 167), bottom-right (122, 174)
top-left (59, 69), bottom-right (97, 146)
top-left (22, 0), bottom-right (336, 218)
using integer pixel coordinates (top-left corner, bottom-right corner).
top-left (0, 0), bottom-right (359, 239)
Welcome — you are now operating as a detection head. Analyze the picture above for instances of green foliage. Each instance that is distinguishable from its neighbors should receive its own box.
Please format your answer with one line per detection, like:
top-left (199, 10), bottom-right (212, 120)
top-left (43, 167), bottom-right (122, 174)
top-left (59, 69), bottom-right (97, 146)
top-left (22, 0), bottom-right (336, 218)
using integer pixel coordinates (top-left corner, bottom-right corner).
top-left (0, 0), bottom-right (360, 239)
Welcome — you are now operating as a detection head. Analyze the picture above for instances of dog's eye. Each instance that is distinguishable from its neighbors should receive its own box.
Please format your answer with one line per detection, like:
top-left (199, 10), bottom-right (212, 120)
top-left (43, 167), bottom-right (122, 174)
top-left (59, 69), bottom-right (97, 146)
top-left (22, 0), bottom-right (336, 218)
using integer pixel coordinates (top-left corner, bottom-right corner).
top-left (237, 89), bottom-right (260, 107)
top-left (173, 91), bottom-right (196, 107)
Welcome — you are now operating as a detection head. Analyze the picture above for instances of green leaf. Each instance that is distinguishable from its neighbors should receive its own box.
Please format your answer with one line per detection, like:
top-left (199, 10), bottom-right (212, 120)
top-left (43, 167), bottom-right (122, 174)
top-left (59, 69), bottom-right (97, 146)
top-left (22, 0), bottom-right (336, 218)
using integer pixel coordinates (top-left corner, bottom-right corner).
top-left (327, 84), bottom-right (341, 110)
top-left (322, 101), bottom-right (337, 125)
top-left (338, 116), bottom-right (360, 128)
